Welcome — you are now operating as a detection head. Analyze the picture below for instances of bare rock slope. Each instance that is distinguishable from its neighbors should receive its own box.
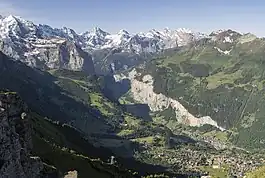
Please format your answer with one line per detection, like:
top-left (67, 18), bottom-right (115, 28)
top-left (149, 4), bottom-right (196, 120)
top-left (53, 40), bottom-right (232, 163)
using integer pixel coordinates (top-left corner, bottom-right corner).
top-left (0, 92), bottom-right (44, 178)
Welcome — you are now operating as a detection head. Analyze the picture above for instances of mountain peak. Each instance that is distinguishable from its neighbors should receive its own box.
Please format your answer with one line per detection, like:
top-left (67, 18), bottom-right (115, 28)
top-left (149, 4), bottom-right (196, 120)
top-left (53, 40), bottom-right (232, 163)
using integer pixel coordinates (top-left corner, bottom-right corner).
top-left (81, 27), bottom-right (109, 39)
top-left (0, 15), bottom-right (37, 38)
top-left (91, 27), bottom-right (109, 35)
top-left (3, 15), bottom-right (32, 25)
top-left (176, 28), bottom-right (193, 34)
top-left (210, 29), bottom-right (226, 36)
top-left (163, 27), bottom-right (171, 33)
top-left (210, 29), bottom-right (242, 37)
top-left (92, 26), bottom-right (102, 32)
top-left (118, 29), bottom-right (129, 35)
top-left (5, 15), bottom-right (18, 21)
top-left (61, 26), bottom-right (77, 35)
top-left (1, 15), bottom-right (19, 25)
top-left (150, 28), bottom-right (160, 32)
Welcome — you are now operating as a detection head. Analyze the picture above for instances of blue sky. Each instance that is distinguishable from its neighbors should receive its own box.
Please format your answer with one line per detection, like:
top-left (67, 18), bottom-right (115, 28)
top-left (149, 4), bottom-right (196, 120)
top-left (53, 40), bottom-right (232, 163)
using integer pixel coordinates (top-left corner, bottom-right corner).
top-left (1, 0), bottom-right (265, 36)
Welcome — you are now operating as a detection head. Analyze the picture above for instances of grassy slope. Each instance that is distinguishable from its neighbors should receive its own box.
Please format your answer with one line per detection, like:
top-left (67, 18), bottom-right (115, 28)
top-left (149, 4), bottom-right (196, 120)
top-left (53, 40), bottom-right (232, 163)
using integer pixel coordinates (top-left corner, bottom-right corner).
top-left (0, 55), bottom-right (114, 135)
top-left (31, 113), bottom-right (137, 178)
top-left (31, 112), bottom-right (182, 178)
top-left (132, 38), bottom-right (265, 150)
top-left (0, 55), bottom-right (177, 177)
top-left (246, 165), bottom-right (265, 178)
top-left (31, 70), bottom-right (182, 177)
top-left (50, 69), bottom-right (124, 129)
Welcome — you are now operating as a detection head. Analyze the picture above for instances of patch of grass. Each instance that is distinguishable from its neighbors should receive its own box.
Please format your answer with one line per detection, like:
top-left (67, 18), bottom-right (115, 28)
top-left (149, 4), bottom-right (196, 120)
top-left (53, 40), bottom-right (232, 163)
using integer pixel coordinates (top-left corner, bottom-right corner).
top-left (241, 113), bottom-right (256, 128)
top-left (119, 96), bottom-right (134, 104)
top-left (156, 52), bottom-right (189, 67)
top-left (119, 90), bottom-right (136, 105)
top-left (206, 70), bottom-right (242, 89)
top-left (117, 129), bottom-right (135, 136)
top-left (104, 100), bottom-right (115, 109)
top-left (152, 115), bottom-right (168, 126)
top-left (203, 131), bottom-right (228, 142)
top-left (215, 132), bottom-right (229, 142)
top-left (132, 136), bottom-right (155, 145)
top-left (124, 114), bottom-right (141, 128)
top-left (89, 92), bottom-right (114, 116)
top-left (199, 166), bottom-right (228, 178)
top-left (90, 92), bottom-right (102, 105)
top-left (246, 165), bottom-right (265, 178)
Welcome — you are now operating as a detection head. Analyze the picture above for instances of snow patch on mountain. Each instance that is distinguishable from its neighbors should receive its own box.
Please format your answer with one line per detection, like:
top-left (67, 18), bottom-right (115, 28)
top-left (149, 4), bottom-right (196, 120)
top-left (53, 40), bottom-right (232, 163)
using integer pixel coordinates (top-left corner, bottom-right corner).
top-left (223, 36), bottom-right (233, 43)
top-left (0, 15), bottom-right (37, 39)
top-left (214, 47), bottom-right (232, 55)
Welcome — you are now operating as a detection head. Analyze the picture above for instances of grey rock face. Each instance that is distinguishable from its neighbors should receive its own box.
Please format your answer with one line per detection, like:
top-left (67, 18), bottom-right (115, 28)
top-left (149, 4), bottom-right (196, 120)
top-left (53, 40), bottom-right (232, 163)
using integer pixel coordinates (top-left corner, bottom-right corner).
top-left (27, 40), bottom-right (95, 73)
top-left (0, 38), bottom-right (95, 74)
top-left (0, 92), bottom-right (44, 178)
top-left (0, 15), bottom-right (95, 73)
top-left (114, 69), bottom-right (224, 130)
top-left (64, 170), bottom-right (78, 178)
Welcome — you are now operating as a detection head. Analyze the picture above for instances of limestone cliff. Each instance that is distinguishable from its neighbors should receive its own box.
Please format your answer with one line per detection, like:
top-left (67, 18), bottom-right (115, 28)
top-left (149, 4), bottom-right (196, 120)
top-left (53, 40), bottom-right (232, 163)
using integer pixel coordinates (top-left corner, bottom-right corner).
top-left (0, 92), bottom-right (44, 178)
top-left (114, 69), bottom-right (224, 130)
top-left (0, 38), bottom-right (95, 74)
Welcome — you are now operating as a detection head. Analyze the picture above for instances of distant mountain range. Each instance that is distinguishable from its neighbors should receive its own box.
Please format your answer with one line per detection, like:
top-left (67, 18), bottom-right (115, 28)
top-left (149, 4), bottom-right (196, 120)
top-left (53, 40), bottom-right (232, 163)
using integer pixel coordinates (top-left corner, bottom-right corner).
top-left (0, 14), bottom-right (256, 72)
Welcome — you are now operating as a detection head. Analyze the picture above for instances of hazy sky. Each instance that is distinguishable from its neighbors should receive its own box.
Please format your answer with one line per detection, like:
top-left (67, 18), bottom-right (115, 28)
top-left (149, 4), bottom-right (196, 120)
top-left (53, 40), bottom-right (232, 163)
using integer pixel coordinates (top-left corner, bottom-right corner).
top-left (1, 0), bottom-right (265, 36)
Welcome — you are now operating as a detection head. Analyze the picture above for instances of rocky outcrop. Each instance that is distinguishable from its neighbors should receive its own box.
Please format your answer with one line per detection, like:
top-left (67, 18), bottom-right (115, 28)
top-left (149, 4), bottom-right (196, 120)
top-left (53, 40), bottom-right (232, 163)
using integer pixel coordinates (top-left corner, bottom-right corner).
top-left (0, 92), bottom-right (45, 178)
top-left (0, 38), bottom-right (95, 74)
top-left (114, 69), bottom-right (224, 130)
top-left (64, 170), bottom-right (78, 178)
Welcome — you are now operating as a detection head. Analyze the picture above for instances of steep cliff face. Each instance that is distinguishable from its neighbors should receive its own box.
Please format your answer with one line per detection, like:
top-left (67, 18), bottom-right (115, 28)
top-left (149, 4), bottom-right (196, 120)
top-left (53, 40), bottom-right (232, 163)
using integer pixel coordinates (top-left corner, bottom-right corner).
top-left (0, 92), bottom-right (44, 178)
top-left (0, 38), bottom-right (95, 74)
top-left (25, 40), bottom-right (95, 73)
top-left (114, 69), bottom-right (224, 130)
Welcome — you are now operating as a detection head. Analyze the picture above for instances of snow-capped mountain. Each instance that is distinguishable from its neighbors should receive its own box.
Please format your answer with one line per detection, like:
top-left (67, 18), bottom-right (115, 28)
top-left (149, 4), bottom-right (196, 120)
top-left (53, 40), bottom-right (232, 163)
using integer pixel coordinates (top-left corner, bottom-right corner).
top-left (79, 27), bottom-right (208, 53)
top-left (0, 15), bottom-right (208, 52)
top-left (0, 14), bottom-right (242, 72)
top-left (0, 15), bottom-right (95, 72)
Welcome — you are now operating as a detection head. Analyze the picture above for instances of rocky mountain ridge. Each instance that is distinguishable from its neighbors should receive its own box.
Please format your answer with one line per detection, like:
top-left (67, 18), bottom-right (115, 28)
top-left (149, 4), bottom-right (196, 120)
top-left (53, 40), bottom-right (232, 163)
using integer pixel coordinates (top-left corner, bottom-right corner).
top-left (0, 15), bottom-right (95, 73)
top-left (0, 15), bottom-right (208, 52)
top-left (0, 14), bottom-right (256, 73)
